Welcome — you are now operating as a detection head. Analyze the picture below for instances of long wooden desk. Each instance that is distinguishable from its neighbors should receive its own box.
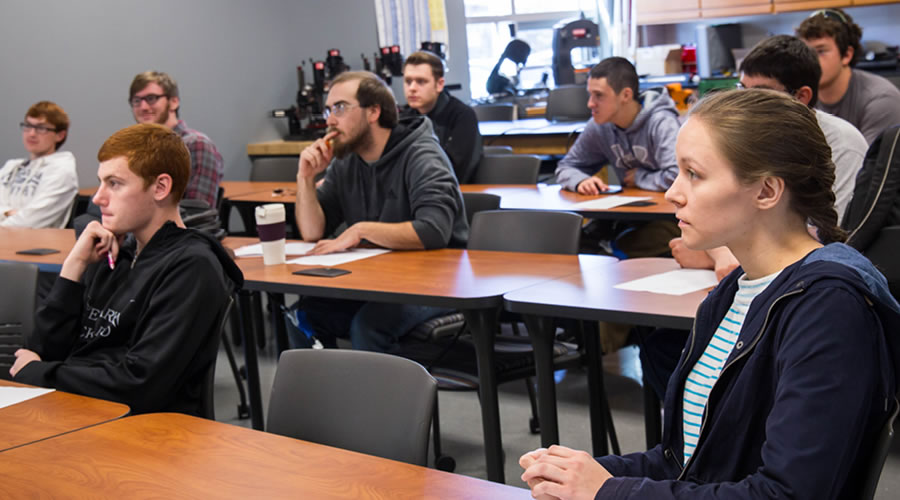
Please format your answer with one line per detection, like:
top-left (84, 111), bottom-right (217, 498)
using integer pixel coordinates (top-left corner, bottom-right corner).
top-left (504, 258), bottom-right (706, 455)
top-left (0, 412), bottom-right (531, 498)
top-left (0, 380), bottom-right (129, 451)
top-left (223, 182), bottom-right (676, 226)
top-left (462, 184), bottom-right (676, 221)
top-left (0, 227), bottom-right (74, 271)
top-left (223, 237), bottom-right (618, 483)
top-left (246, 139), bottom-right (314, 156)
top-left (479, 118), bottom-right (584, 155)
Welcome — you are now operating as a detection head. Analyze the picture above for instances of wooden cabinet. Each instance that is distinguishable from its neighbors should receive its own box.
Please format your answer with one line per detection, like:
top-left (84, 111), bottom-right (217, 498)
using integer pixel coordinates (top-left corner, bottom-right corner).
top-left (773, 0), bottom-right (847, 12)
top-left (636, 0), bottom-right (701, 25)
top-left (701, 0), bottom-right (773, 17)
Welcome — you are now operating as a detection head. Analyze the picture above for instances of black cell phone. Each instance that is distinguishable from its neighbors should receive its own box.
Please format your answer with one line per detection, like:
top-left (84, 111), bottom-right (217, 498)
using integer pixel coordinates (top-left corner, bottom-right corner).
top-left (621, 200), bottom-right (657, 207)
top-left (15, 248), bottom-right (60, 255)
top-left (292, 267), bottom-right (351, 278)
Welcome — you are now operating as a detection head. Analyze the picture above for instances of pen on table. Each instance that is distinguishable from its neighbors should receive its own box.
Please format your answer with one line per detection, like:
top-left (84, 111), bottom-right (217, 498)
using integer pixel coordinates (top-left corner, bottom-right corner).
top-left (107, 251), bottom-right (115, 270)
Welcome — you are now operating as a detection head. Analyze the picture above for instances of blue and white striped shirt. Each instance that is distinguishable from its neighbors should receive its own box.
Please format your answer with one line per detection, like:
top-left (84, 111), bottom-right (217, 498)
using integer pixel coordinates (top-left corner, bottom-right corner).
top-left (682, 270), bottom-right (780, 465)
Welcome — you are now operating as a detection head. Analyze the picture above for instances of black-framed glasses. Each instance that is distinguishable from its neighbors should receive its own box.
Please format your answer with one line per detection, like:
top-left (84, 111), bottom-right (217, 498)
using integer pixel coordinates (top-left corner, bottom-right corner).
top-left (19, 122), bottom-right (57, 134)
top-left (129, 93), bottom-right (167, 107)
top-left (322, 102), bottom-right (359, 120)
top-left (809, 9), bottom-right (848, 24)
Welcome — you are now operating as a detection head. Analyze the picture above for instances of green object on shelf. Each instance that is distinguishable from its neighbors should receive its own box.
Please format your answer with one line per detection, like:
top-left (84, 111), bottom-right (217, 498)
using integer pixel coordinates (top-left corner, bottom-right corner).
top-left (698, 77), bottom-right (740, 97)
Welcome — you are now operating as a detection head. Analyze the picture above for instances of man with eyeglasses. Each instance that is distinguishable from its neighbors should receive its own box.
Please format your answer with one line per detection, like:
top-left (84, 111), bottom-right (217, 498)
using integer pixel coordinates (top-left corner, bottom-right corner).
top-left (128, 71), bottom-right (223, 207)
top-left (643, 35), bottom-right (870, 403)
top-left (0, 101), bottom-right (78, 228)
top-left (797, 8), bottom-right (900, 144)
top-left (291, 70), bottom-right (468, 353)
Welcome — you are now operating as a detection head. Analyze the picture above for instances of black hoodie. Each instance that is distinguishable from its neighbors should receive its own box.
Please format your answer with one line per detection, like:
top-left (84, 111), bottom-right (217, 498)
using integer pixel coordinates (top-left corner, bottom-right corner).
top-left (16, 222), bottom-right (244, 416)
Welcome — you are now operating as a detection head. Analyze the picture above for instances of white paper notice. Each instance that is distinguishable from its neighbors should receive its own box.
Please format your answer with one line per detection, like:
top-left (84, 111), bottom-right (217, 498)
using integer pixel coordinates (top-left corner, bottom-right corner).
top-left (0, 386), bottom-right (54, 409)
top-left (234, 242), bottom-right (315, 257)
top-left (614, 269), bottom-right (718, 296)
top-left (571, 195), bottom-right (651, 210)
top-left (288, 248), bottom-right (391, 266)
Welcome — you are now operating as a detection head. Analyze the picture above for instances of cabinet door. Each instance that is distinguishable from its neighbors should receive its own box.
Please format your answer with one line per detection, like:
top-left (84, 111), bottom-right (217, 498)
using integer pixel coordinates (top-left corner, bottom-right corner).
top-left (637, 0), bottom-right (701, 25)
top-left (773, 0), bottom-right (848, 12)
top-left (701, 0), bottom-right (772, 18)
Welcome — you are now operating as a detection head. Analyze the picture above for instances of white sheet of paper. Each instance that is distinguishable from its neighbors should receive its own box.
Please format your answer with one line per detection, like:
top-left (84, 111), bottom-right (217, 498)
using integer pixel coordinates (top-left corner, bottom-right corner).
top-left (571, 195), bottom-right (651, 210)
top-left (234, 242), bottom-right (316, 257)
top-left (614, 269), bottom-right (719, 296)
top-left (287, 248), bottom-right (391, 266)
top-left (0, 386), bottom-right (55, 410)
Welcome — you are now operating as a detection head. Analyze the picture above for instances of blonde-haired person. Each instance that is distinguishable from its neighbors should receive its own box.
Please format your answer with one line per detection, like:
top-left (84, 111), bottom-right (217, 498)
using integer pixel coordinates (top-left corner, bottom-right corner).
top-left (519, 89), bottom-right (900, 499)
top-left (11, 123), bottom-right (243, 416)
top-left (0, 101), bottom-right (77, 228)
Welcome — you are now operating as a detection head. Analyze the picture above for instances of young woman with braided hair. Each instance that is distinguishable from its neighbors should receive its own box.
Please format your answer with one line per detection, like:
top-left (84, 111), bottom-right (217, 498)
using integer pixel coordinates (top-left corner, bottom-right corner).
top-left (519, 88), bottom-right (900, 500)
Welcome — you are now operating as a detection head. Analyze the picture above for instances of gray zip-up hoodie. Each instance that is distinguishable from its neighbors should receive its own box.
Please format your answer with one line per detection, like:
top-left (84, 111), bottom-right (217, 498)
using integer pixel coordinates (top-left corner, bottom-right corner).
top-left (555, 88), bottom-right (681, 192)
top-left (316, 115), bottom-right (468, 249)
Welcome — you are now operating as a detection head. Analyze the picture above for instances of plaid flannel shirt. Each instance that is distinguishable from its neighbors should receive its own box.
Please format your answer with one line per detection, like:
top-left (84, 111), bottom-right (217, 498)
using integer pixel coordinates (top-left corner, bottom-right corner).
top-left (173, 120), bottom-right (223, 207)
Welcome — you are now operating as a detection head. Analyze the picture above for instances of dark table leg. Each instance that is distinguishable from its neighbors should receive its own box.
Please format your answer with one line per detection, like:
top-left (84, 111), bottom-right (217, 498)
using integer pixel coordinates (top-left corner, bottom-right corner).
top-left (582, 321), bottom-right (609, 456)
top-left (522, 314), bottom-right (560, 447)
top-left (463, 307), bottom-right (504, 484)
top-left (237, 289), bottom-right (265, 430)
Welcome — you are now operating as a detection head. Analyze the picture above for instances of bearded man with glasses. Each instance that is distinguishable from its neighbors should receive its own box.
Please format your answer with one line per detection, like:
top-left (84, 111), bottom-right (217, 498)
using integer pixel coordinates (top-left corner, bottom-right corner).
top-left (0, 101), bottom-right (77, 228)
top-left (290, 70), bottom-right (468, 353)
top-left (128, 71), bottom-right (223, 207)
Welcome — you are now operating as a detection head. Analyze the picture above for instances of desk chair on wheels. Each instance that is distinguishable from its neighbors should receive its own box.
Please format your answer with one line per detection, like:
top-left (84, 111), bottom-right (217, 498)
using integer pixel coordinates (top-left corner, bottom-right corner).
top-left (0, 262), bottom-right (39, 380)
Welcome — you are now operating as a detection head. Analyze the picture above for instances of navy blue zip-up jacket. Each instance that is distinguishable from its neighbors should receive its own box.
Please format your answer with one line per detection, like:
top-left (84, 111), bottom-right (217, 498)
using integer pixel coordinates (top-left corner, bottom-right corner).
top-left (595, 243), bottom-right (900, 499)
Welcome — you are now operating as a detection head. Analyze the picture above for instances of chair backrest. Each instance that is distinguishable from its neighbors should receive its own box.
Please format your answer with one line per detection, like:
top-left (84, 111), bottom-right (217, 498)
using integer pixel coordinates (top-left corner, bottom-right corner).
top-left (855, 396), bottom-right (899, 500)
top-left (545, 85), bottom-right (591, 122)
top-left (473, 103), bottom-right (517, 122)
top-left (863, 225), bottom-right (900, 299)
top-left (198, 294), bottom-right (235, 420)
top-left (266, 349), bottom-right (437, 466)
top-left (462, 192), bottom-right (501, 226)
top-left (843, 126), bottom-right (900, 251)
top-left (0, 262), bottom-right (39, 380)
top-left (468, 209), bottom-right (583, 254)
top-left (250, 157), bottom-right (298, 182)
top-left (473, 154), bottom-right (541, 185)
top-left (483, 145), bottom-right (514, 155)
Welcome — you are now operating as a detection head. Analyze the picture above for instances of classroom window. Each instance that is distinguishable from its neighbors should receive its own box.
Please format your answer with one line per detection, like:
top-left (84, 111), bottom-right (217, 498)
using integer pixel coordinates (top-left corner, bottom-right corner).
top-left (463, 0), bottom-right (603, 99)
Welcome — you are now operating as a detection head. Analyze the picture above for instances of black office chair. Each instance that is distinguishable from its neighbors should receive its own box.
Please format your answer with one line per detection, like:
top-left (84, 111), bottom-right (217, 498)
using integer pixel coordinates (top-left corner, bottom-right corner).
top-left (473, 154), bottom-right (541, 185)
top-left (474, 104), bottom-right (517, 122)
top-left (545, 85), bottom-right (591, 122)
top-left (854, 397), bottom-right (899, 500)
top-left (0, 262), bottom-right (39, 380)
top-left (198, 294), bottom-right (235, 420)
top-left (483, 145), bottom-right (514, 155)
top-left (266, 349), bottom-right (436, 466)
top-left (250, 157), bottom-right (298, 182)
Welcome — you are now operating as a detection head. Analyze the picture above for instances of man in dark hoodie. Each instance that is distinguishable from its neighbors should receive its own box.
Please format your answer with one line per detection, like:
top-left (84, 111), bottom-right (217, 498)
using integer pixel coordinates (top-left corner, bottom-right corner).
top-left (11, 123), bottom-right (243, 417)
top-left (293, 70), bottom-right (468, 353)
top-left (400, 50), bottom-right (482, 183)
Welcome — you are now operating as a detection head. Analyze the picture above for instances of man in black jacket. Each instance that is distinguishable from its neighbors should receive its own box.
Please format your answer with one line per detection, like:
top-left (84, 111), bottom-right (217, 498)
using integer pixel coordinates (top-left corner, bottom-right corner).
top-left (294, 70), bottom-right (467, 353)
top-left (12, 123), bottom-right (242, 416)
top-left (401, 51), bottom-right (482, 183)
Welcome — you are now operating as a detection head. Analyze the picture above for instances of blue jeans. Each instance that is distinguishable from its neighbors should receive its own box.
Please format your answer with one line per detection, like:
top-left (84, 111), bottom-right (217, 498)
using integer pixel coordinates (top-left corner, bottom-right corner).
top-left (294, 297), bottom-right (452, 354)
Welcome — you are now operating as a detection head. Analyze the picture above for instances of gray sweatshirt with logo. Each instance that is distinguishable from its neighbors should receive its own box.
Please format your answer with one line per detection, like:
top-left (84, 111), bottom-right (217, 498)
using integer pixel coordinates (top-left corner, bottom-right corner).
top-left (555, 88), bottom-right (681, 192)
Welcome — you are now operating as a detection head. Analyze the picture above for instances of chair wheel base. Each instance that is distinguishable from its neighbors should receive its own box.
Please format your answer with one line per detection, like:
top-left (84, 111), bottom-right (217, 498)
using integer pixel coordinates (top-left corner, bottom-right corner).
top-left (435, 455), bottom-right (456, 472)
top-left (529, 417), bottom-right (541, 434)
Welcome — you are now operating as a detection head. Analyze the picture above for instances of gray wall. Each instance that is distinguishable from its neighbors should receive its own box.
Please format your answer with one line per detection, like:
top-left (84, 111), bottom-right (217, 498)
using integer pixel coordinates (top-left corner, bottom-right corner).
top-left (0, 0), bottom-right (381, 187)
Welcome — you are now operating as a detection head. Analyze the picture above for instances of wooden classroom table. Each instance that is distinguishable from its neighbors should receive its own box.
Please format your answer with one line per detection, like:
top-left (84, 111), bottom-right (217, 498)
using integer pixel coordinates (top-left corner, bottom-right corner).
top-left (0, 380), bottom-right (129, 451)
top-left (461, 184), bottom-right (676, 221)
top-left (222, 236), bottom-right (618, 483)
top-left (246, 139), bottom-right (314, 156)
top-left (0, 227), bottom-right (74, 271)
top-left (503, 258), bottom-right (707, 454)
top-left (478, 118), bottom-right (584, 155)
top-left (0, 412), bottom-right (531, 498)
